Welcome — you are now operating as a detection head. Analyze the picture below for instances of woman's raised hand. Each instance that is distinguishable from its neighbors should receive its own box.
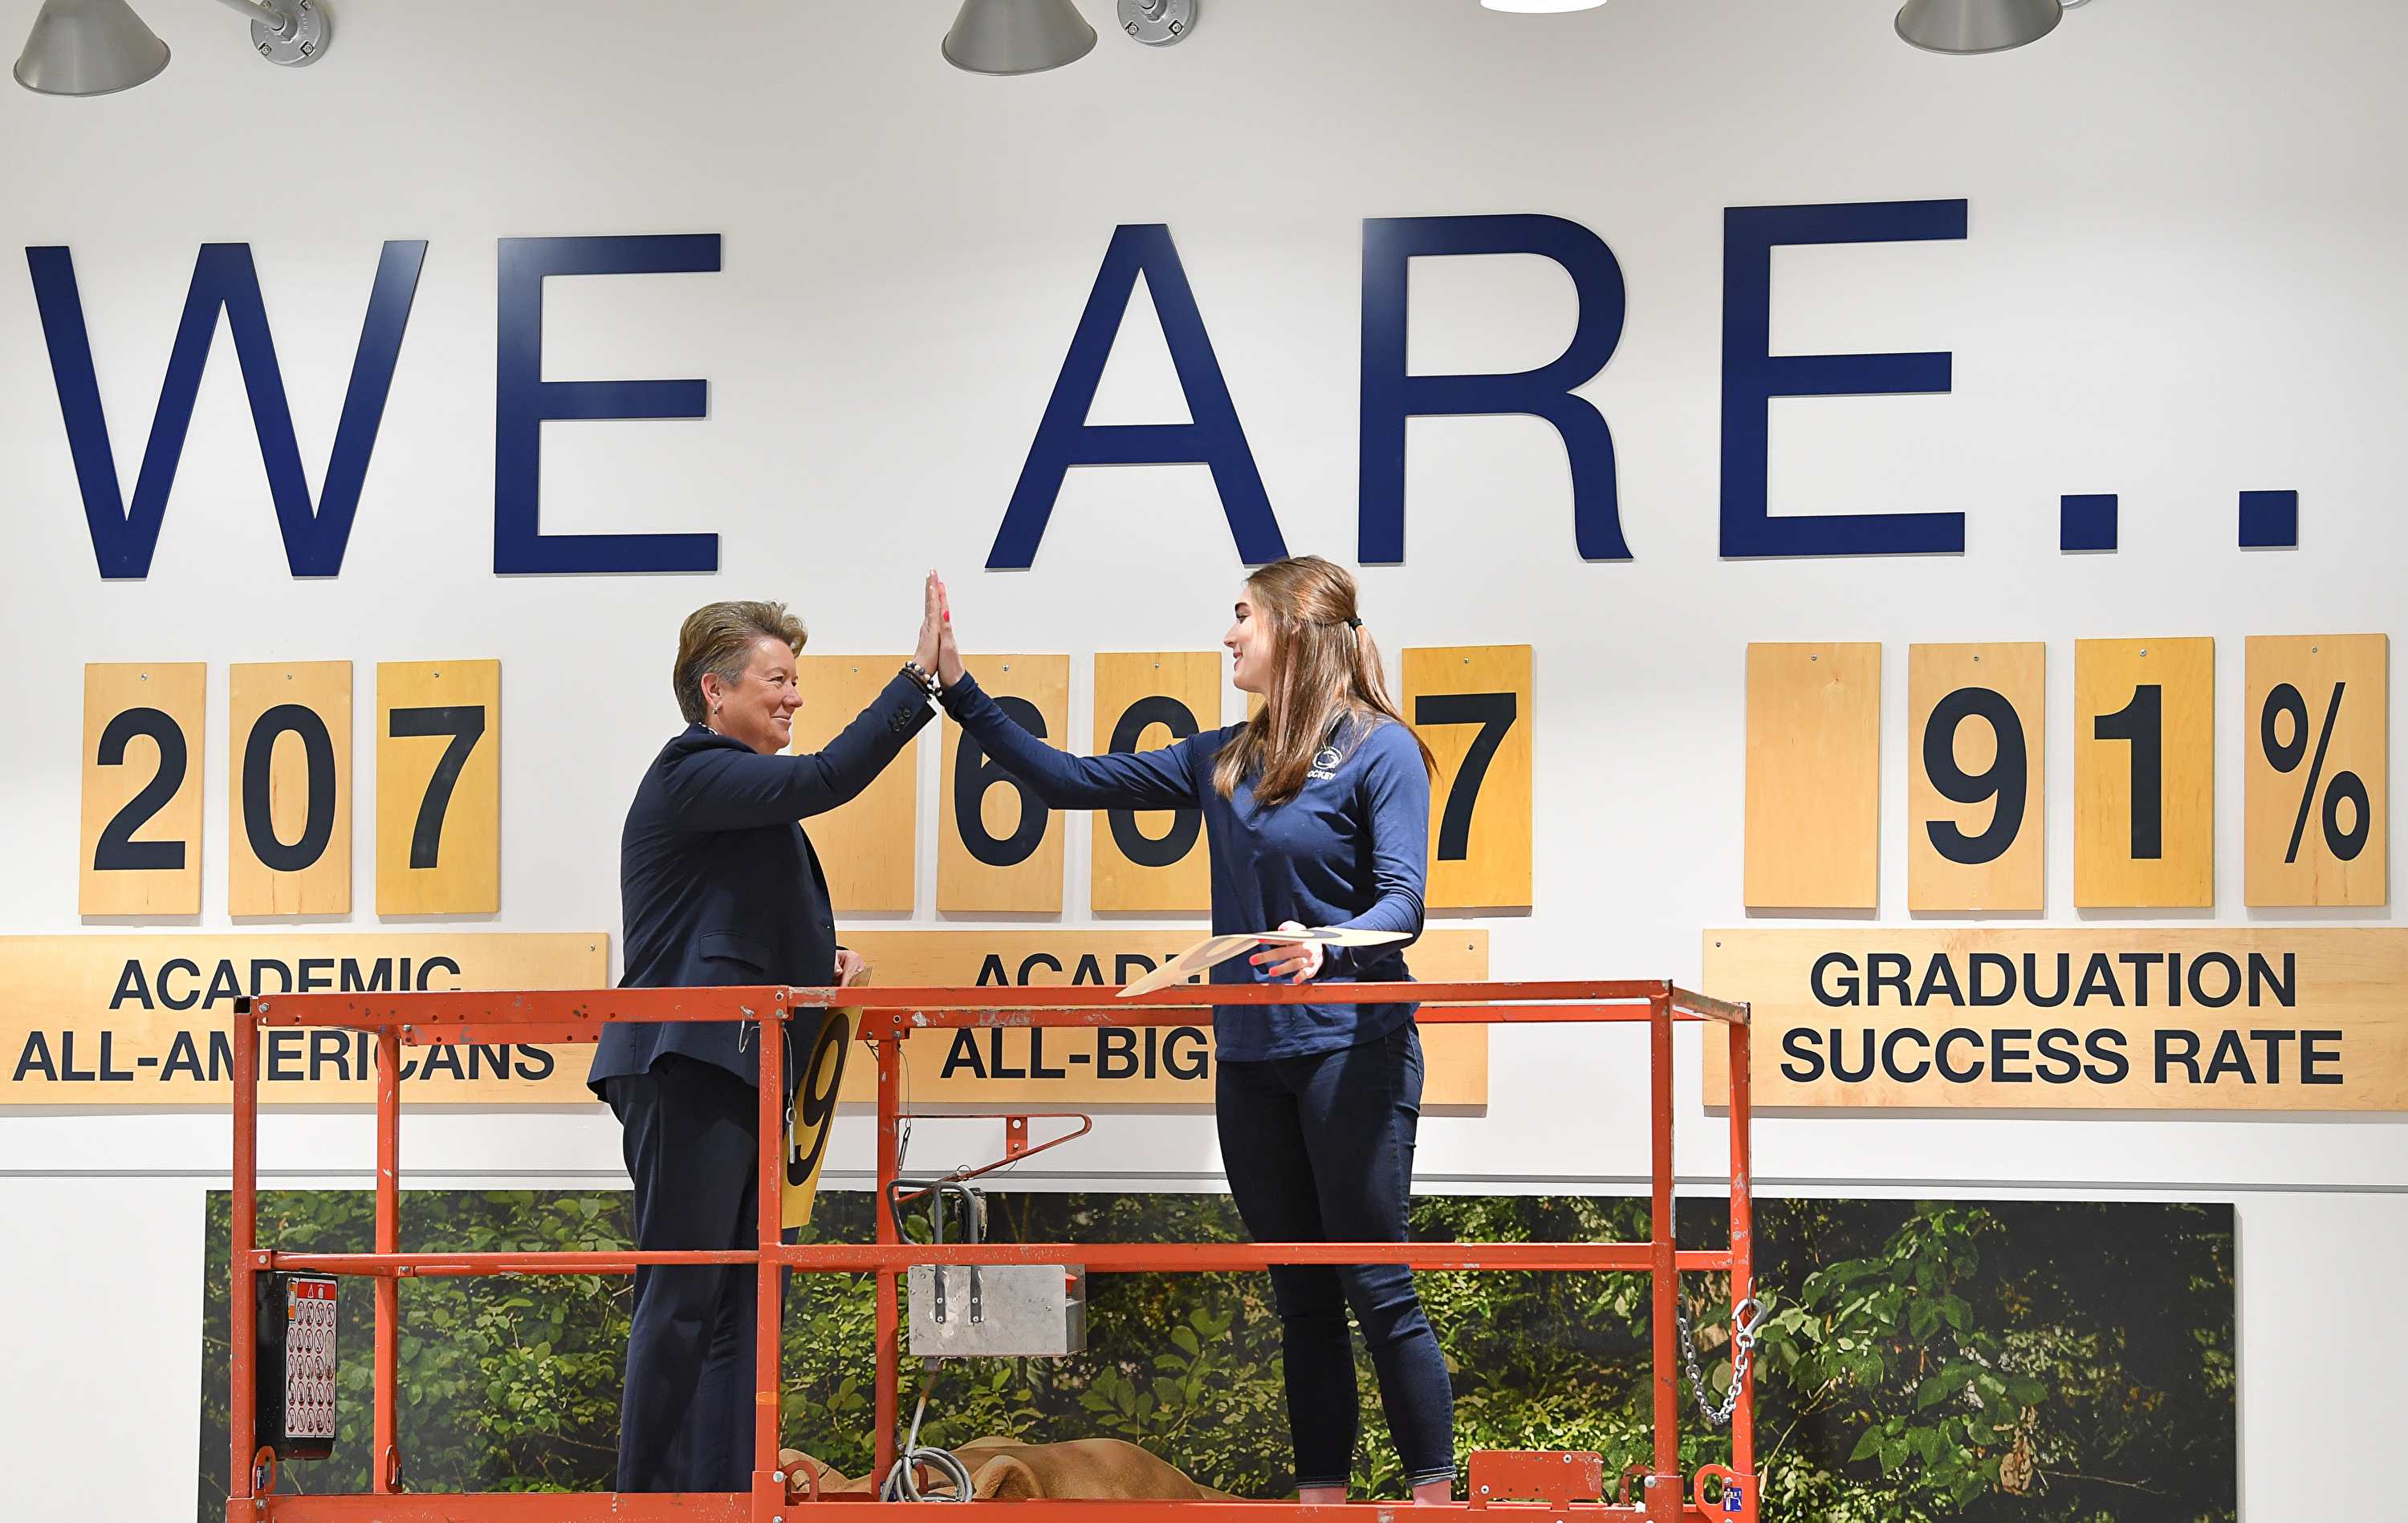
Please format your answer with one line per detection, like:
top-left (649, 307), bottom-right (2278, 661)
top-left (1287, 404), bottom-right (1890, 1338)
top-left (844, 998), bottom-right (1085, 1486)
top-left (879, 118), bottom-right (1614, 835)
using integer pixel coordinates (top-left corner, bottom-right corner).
top-left (934, 574), bottom-right (965, 686)
top-left (915, 571), bottom-right (944, 675)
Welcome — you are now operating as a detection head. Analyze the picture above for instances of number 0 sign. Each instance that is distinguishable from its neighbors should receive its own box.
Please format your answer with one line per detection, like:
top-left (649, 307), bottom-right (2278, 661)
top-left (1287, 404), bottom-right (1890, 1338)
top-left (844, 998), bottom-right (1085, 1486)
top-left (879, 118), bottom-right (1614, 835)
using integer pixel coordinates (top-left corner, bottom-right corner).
top-left (1091, 652), bottom-right (1218, 914)
top-left (1404, 646), bottom-right (1532, 909)
top-left (939, 655), bottom-right (1069, 912)
top-left (376, 661), bottom-right (501, 914)
top-left (230, 661), bottom-right (352, 916)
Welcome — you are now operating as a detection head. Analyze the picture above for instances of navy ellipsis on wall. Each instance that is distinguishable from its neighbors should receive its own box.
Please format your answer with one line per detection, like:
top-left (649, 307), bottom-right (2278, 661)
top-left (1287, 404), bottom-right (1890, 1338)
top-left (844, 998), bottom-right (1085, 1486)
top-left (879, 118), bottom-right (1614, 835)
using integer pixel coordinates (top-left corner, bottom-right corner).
top-left (493, 234), bottom-right (722, 575)
top-left (26, 241), bottom-right (426, 581)
top-left (2061, 493), bottom-right (2117, 552)
top-left (2239, 490), bottom-right (2298, 549)
top-left (986, 223), bottom-right (1287, 571)
top-left (1719, 200), bottom-right (1967, 558)
top-left (1359, 214), bottom-right (1631, 563)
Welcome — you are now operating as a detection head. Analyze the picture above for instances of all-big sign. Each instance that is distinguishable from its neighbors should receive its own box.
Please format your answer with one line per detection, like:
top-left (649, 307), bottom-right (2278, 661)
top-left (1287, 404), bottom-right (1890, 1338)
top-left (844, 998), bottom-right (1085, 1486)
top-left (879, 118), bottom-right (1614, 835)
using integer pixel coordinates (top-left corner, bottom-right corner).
top-left (1704, 928), bottom-right (2408, 1111)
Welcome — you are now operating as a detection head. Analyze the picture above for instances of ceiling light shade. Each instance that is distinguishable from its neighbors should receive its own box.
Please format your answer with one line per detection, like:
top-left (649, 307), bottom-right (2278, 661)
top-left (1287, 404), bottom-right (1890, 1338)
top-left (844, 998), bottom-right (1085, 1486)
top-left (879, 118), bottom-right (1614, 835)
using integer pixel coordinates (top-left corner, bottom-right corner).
top-left (943, 0), bottom-right (1097, 75)
top-left (1896, 0), bottom-right (2062, 54)
top-left (14, 0), bottom-right (170, 97)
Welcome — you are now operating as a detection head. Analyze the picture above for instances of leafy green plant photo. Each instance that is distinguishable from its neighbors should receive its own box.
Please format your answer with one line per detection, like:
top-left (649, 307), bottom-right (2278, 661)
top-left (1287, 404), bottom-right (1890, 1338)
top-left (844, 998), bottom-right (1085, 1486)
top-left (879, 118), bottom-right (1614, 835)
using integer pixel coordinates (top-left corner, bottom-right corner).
top-left (199, 1192), bottom-right (2231, 1522)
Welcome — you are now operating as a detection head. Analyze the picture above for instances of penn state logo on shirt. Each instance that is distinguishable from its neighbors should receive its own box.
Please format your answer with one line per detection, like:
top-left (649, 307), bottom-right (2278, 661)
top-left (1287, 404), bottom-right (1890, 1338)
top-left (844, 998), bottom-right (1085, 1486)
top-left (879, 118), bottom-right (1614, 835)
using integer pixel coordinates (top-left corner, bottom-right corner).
top-left (1308, 745), bottom-right (1342, 781)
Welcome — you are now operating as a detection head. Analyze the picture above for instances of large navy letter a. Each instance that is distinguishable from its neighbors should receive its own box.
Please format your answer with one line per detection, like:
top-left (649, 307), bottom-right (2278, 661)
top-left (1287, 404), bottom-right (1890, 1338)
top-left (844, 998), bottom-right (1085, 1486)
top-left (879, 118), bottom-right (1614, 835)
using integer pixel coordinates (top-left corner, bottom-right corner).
top-left (986, 225), bottom-right (1286, 570)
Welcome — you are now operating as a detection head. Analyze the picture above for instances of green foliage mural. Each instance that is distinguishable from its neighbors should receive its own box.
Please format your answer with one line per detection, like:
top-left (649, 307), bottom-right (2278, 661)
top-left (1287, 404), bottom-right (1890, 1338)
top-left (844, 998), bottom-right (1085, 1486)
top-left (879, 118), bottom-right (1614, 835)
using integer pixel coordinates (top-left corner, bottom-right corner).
top-left (200, 1192), bottom-right (2232, 1522)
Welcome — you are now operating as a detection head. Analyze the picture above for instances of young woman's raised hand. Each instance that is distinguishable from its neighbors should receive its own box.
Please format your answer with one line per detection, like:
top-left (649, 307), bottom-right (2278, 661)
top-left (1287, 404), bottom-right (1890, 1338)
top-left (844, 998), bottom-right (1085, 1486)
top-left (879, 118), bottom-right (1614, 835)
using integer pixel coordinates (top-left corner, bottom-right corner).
top-left (934, 574), bottom-right (965, 687)
top-left (914, 572), bottom-right (945, 674)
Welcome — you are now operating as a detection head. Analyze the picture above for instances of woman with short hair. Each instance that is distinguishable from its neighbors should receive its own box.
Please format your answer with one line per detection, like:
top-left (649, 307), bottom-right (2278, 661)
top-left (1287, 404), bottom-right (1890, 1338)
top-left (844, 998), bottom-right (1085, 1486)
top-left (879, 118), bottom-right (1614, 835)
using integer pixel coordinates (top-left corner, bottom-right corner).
top-left (590, 580), bottom-right (948, 1493)
top-left (927, 555), bottom-right (1454, 1502)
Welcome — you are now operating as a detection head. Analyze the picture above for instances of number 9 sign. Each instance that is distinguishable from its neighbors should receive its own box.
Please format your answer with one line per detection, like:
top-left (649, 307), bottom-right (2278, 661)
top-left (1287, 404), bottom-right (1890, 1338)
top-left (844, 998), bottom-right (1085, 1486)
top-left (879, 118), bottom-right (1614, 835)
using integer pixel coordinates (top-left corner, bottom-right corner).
top-left (1908, 643), bottom-right (2044, 912)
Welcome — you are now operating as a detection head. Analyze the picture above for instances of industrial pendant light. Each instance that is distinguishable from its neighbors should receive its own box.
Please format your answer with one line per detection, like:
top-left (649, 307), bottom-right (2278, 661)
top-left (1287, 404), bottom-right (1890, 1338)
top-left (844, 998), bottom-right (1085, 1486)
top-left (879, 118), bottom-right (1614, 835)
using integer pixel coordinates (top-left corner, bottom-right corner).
top-left (943, 0), bottom-right (1097, 75)
top-left (1895, 0), bottom-right (2062, 54)
top-left (13, 0), bottom-right (169, 96)
top-left (15, 0), bottom-right (328, 97)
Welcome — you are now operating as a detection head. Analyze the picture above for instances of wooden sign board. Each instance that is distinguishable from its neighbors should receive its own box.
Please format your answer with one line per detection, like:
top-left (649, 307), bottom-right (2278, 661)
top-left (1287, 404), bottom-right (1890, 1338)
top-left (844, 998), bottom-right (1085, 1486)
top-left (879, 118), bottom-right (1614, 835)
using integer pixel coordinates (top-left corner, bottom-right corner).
top-left (1702, 928), bottom-right (2408, 1111)
top-left (1404, 646), bottom-right (1533, 910)
top-left (0, 934), bottom-right (607, 1107)
top-left (938, 655), bottom-right (1069, 913)
top-left (795, 656), bottom-right (919, 913)
top-left (229, 661), bottom-right (353, 916)
top-left (1744, 643), bottom-right (1880, 909)
top-left (376, 660), bottom-right (501, 915)
top-left (2245, 634), bottom-right (2387, 907)
top-left (1908, 643), bottom-right (2044, 912)
top-left (79, 663), bottom-right (205, 916)
top-left (836, 929), bottom-right (1490, 1111)
top-left (1090, 652), bottom-right (1219, 914)
top-left (2073, 637), bottom-right (2213, 907)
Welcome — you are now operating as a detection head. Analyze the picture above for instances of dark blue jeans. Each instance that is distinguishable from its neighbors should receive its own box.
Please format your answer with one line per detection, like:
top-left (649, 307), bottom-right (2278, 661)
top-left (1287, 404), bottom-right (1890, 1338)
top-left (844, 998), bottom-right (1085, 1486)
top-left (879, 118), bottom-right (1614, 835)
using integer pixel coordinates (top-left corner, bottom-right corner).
top-left (1216, 1021), bottom-right (1455, 1489)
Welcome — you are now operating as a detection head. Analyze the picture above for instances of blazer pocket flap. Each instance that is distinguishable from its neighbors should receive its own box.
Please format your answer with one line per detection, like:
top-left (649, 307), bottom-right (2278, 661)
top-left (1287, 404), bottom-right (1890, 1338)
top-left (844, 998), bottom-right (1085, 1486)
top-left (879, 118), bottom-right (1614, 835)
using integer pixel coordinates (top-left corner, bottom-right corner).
top-left (699, 929), bottom-right (774, 973)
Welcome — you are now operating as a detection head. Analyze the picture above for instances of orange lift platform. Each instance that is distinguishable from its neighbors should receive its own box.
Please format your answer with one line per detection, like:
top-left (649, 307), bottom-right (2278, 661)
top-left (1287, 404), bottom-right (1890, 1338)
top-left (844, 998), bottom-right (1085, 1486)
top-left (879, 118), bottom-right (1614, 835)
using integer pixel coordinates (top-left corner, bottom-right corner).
top-left (231, 978), bottom-right (1759, 1523)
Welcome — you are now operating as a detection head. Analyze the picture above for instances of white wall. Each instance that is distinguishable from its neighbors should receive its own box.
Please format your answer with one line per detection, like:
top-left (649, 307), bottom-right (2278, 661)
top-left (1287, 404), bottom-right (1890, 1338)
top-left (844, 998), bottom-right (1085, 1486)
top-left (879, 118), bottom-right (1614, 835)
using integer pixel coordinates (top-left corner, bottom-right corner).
top-left (0, 4), bottom-right (2400, 1518)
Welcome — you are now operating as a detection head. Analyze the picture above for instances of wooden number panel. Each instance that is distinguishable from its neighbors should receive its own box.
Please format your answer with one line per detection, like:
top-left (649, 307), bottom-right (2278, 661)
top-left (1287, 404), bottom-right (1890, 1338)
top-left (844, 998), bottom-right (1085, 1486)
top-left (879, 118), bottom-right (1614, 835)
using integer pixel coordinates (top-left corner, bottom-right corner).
top-left (2073, 638), bottom-right (2213, 908)
top-left (79, 664), bottom-right (206, 915)
top-left (1908, 643), bottom-right (2044, 912)
top-left (795, 656), bottom-right (918, 913)
top-left (1404, 645), bottom-right (1533, 910)
top-left (2246, 634), bottom-right (2387, 907)
top-left (939, 656), bottom-right (1069, 912)
top-left (1744, 643), bottom-right (1880, 909)
top-left (229, 662), bottom-right (353, 916)
top-left (376, 661), bottom-right (501, 915)
top-left (1091, 652), bottom-right (1219, 914)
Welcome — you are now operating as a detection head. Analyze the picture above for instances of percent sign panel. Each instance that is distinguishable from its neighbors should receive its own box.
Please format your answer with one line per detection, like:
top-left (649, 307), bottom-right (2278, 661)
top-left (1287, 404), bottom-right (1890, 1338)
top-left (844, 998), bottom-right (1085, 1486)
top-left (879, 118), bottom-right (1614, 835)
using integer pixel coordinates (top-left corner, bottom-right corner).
top-left (794, 656), bottom-right (918, 913)
top-left (1404, 646), bottom-right (1533, 909)
top-left (2246, 635), bottom-right (2386, 907)
top-left (229, 662), bottom-right (352, 916)
top-left (79, 664), bottom-right (206, 916)
top-left (1745, 643), bottom-right (1881, 910)
top-left (2074, 638), bottom-right (2213, 908)
top-left (1091, 652), bottom-right (1219, 914)
top-left (939, 655), bottom-right (1069, 912)
top-left (1909, 644), bottom-right (2044, 912)
top-left (376, 661), bottom-right (501, 914)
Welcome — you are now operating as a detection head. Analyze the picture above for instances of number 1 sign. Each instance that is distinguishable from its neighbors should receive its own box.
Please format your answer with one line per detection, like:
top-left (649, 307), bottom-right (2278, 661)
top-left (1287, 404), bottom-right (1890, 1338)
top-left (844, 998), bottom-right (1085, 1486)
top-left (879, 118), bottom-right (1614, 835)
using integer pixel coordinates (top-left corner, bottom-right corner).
top-left (2075, 638), bottom-right (2214, 908)
top-left (1405, 646), bottom-right (1532, 910)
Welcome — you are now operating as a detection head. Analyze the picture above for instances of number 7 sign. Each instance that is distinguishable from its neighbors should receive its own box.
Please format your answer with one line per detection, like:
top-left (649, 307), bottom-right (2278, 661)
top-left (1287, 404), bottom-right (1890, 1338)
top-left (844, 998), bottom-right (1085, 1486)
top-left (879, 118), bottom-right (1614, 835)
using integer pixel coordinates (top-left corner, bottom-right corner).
top-left (376, 661), bottom-right (501, 913)
top-left (1405, 646), bottom-right (1532, 910)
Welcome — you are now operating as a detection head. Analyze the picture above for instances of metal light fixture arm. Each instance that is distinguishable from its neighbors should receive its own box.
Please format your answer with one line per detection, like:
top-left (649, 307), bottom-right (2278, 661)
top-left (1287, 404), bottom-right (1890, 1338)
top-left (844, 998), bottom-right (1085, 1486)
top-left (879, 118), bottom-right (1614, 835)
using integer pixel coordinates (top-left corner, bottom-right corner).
top-left (209, 0), bottom-right (328, 65)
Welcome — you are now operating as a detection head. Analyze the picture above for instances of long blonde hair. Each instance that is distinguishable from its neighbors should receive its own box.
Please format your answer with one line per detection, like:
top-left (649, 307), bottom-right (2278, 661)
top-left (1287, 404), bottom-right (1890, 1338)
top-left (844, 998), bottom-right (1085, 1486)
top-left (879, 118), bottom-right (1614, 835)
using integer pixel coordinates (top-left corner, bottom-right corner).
top-left (1213, 556), bottom-right (1436, 806)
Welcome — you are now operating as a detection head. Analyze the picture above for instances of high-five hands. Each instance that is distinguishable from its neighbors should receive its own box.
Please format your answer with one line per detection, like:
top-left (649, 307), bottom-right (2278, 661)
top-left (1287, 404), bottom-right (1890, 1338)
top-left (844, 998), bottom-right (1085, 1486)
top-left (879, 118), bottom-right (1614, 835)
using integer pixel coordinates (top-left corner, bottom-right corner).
top-left (1250, 920), bottom-right (1325, 984)
top-left (932, 573), bottom-right (964, 687)
top-left (914, 573), bottom-right (945, 676)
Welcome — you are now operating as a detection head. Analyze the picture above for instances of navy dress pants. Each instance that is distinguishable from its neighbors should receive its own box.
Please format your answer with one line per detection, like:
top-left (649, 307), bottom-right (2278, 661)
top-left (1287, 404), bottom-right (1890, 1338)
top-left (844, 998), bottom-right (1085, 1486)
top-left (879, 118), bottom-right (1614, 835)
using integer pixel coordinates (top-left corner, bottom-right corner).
top-left (605, 1055), bottom-right (763, 1493)
top-left (1215, 1022), bottom-right (1456, 1490)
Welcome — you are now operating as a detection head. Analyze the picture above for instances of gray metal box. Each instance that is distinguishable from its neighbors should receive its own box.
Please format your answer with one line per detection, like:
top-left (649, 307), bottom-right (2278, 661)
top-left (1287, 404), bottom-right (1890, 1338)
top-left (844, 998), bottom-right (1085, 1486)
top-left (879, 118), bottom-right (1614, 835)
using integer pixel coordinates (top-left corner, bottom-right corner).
top-left (907, 1263), bottom-right (1087, 1357)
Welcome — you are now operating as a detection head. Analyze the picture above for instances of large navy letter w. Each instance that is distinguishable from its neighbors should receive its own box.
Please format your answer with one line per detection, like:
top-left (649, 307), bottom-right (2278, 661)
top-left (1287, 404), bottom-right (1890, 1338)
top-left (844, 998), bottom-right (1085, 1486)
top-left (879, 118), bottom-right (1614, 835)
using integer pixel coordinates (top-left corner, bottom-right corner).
top-left (26, 242), bottom-right (426, 579)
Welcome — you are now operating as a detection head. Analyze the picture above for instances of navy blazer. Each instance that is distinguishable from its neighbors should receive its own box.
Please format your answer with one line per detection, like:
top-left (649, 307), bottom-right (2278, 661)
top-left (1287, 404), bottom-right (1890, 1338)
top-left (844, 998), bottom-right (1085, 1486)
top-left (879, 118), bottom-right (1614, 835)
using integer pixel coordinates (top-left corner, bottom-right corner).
top-left (588, 670), bottom-right (934, 1099)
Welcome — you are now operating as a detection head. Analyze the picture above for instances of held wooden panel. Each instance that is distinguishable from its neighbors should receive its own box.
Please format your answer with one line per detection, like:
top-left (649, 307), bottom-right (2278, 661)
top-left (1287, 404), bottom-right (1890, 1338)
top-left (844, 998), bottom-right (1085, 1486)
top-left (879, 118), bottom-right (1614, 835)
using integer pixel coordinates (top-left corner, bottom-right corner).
top-left (794, 656), bottom-right (918, 913)
top-left (376, 660), bottom-right (501, 914)
top-left (1744, 643), bottom-right (1880, 909)
top-left (1090, 652), bottom-right (1219, 914)
top-left (939, 655), bottom-right (1070, 912)
top-left (1404, 645), bottom-right (1534, 910)
top-left (79, 662), bottom-right (206, 916)
top-left (2073, 638), bottom-right (2213, 908)
top-left (2244, 634), bottom-right (2386, 907)
top-left (229, 661), bottom-right (352, 916)
top-left (1908, 643), bottom-right (2044, 912)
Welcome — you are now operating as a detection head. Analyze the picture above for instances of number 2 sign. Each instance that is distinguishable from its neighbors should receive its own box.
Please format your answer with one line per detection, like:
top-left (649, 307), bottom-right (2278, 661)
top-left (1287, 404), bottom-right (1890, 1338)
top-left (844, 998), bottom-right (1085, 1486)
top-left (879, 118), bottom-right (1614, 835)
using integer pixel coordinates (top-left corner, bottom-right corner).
top-left (79, 664), bottom-right (207, 915)
top-left (1404, 646), bottom-right (1531, 910)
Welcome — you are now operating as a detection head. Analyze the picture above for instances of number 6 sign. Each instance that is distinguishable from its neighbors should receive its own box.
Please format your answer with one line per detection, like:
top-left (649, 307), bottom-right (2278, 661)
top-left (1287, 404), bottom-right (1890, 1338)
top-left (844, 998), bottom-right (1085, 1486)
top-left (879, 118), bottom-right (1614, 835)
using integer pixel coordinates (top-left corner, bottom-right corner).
top-left (940, 655), bottom-right (1069, 912)
top-left (1404, 646), bottom-right (1532, 910)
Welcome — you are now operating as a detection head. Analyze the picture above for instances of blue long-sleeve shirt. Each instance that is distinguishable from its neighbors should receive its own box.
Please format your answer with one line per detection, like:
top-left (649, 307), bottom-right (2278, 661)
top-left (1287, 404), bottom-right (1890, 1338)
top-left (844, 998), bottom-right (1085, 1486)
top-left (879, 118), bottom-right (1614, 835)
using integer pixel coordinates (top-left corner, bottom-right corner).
top-left (940, 672), bottom-right (1428, 1060)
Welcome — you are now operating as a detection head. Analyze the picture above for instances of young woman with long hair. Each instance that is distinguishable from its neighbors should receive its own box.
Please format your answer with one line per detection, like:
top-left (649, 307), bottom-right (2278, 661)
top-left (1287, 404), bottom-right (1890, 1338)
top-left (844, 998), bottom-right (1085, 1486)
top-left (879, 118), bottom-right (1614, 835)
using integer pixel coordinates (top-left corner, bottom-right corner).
top-left (927, 555), bottom-right (1454, 1503)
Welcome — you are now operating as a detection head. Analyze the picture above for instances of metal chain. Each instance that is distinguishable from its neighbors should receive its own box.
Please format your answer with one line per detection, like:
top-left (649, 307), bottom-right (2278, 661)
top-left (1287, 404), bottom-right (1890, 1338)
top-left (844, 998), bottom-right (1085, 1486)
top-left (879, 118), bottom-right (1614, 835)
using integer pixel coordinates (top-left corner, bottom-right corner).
top-left (1678, 1294), bottom-right (1767, 1428)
